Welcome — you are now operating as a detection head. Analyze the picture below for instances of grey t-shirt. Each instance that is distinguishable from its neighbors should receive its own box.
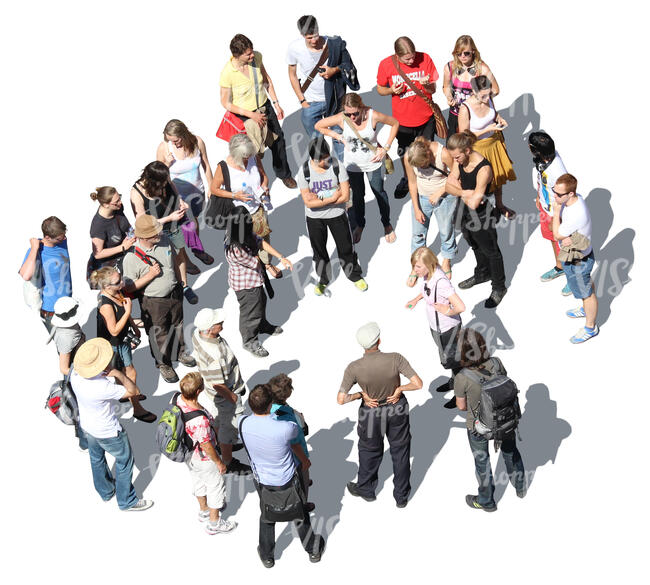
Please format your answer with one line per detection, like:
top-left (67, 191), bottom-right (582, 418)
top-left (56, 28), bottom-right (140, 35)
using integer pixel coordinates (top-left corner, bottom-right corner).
top-left (454, 357), bottom-right (506, 431)
top-left (297, 160), bottom-right (349, 219)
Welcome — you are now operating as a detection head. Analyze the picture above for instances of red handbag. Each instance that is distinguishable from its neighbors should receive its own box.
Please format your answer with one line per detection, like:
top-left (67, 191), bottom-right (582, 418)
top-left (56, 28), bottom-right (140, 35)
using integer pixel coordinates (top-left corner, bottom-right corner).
top-left (216, 111), bottom-right (246, 142)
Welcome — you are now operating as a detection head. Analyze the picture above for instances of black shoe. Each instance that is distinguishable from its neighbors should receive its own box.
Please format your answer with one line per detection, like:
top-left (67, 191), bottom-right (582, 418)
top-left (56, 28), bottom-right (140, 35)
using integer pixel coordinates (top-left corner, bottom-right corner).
top-left (257, 546), bottom-right (274, 568)
top-left (458, 275), bottom-right (490, 290)
top-left (304, 502), bottom-right (316, 513)
top-left (226, 458), bottom-right (252, 475)
top-left (178, 352), bottom-right (197, 367)
top-left (158, 365), bottom-right (179, 384)
top-left (193, 250), bottom-right (214, 265)
top-left (484, 288), bottom-right (507, 308)
top-left (516, 487), bottom-right (527, 499)
top-left (436, 379), bottom-right (452, 393)
top-left (309, 536), bottom-right (326, 563)
top-left (396, 500), bottom-right (408, 508)
top-left (231, 443), bottom-right (244, 452)
top-left (443, 396), bottom-right (457, 409)
top-left (393, 177), bottom-right (409, 199)
top-left (346, 481), bottom-right (376, 502)
top-left (183, 286), bottom-right (199, 305)
top-left (465, 494), bottom-right (497, 512)
top-left (185, 263), bottom-right (201, 275)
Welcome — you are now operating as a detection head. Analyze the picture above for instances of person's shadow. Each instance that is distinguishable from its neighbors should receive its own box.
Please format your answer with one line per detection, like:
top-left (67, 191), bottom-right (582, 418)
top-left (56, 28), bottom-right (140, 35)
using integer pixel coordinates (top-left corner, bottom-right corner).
top-left (493, 383), bottom-right (571, 503)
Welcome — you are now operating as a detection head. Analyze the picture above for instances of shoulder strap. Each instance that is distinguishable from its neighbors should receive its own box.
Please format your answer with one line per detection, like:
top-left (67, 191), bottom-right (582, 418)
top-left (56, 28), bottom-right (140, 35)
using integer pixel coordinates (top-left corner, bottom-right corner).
top-left (460, 367), bottom-right (484, 384)
top-left (342, 114), bottom-right (377, 153)
top-left (332, 156), bottom-right (340, 180)
top-left (133, 246), bottom-right (153, 266)
top-left (132, 183), bottom-right (146, 198)
top-left (433, 277), bottom-right (442, 333)
top-left (251, 55), bottom-right (261, 110)
top-left (391, 55), bottom-right (435, 113)
top-left (300, 44), bottom-right (330, 94)
top-left (238, 415), bottom-right (260, 483)
top-left (302, 159), bottom-right (311, 183)
top-left (218, 160), bottom-right (231, 192)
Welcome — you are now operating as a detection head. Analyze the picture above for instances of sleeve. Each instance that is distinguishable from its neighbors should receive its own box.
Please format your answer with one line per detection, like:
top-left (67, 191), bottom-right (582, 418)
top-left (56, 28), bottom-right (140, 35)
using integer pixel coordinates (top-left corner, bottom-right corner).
top-left (337, 164), bottom-right (349, 184)
top-left (453, 373), bottom-right (470, 398)
top-left (192, 338), bottom-right (226, 387)
top-left (338, 363), bottom-right (356, 394)
top-left (89, 216), bottom-right (104, 240)
top-left (296, 166), bottom-right (309, 190)
top-left (286, 42), bottom-right (297, 65)
top-left (396, 353), bottom-right (416, 379)
top-left (285, 421), bottom-right (299, 441)
top-left (186, 415), bottom-right (212, 445)
top-left (424, 53), bottom-right (439, 83)
top-left (103, 378), bottom-right (127, 402)
top-left (492, 357), bottom-right (507, 376)
top-left (232, 246), bottom-right (260, 270)
top-left (376, 57), bottom-right (390, 87)
top-left (219, 63), bottom-right (232, 88)
top-left (532, 167), bottom-right (539, 194)
top-left (119, 214), bottom-right (132, 234)
top-left (437, 276), bottom-right (456, 300)
top-left (121, 252), bottom-right (144, 287)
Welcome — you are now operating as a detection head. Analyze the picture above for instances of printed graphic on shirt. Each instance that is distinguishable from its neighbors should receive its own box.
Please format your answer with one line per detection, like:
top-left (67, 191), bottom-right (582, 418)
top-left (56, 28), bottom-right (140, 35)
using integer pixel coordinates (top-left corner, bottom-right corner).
top-left (347, 137), bottom-right (371, 154)
top-left (391, 71), bottom-right (428, 99)
top-left (311, 178), bottom-right (335, 195)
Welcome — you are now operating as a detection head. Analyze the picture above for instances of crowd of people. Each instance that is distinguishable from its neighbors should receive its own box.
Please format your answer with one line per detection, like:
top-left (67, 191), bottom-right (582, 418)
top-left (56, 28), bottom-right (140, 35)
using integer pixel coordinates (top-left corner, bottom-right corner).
top-left (19, 16), bottom-right (600, 567)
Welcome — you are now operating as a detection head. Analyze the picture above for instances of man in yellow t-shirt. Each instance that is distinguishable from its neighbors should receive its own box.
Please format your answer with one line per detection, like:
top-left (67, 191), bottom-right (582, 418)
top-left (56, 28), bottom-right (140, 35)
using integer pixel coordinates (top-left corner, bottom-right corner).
top-left (220, 34), bottom-right (297, 189)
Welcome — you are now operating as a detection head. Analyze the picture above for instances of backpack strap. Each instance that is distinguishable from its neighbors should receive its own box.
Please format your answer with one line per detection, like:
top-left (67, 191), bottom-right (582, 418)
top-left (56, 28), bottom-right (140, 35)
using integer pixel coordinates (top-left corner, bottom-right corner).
top-left (302, 159), bottom-right (311, 183)
top-left (218, 160), bottom-right (231, 192)
top-left (133, 246), bottom-right (153, 266)
top-left (332, 156), bottom-right (340, 181)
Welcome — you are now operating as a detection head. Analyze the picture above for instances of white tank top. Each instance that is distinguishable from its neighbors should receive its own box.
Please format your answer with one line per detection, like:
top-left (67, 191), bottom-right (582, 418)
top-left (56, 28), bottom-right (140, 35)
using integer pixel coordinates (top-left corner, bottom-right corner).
top-left (168, 142), bottom-right (203, 195)
top-left (342, 109), bottom-right (382, 173)
top-left (413, 143), bottom-right (448, 196)
top-left (463, 99), bottom-right (497, 139)
top-left (228, 157), bottom-right (263, 213)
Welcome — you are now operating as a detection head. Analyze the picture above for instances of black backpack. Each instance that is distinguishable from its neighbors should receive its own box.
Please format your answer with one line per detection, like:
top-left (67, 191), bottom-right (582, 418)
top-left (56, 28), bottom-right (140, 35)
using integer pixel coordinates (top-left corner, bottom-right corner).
top-left (205, 160), bottom-right (235, 230)
top-left (461, 359), bottom-right (521, 448)
top-left (302, 157), bottom-right (340, 184)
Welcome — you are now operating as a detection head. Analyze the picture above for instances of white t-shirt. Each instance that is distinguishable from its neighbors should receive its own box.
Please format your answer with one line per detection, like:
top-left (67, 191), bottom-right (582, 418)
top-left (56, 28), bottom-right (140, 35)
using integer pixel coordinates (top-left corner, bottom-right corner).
top-left (532, 153), bottom-right (567, 215)
top-left (286, 37), bottom-right (328, 103)
top-left (70, 371), bottom-right (125, 438)
top-left (558, 194), bottom-right (592, 256)
top-left (228, 158), bottom-right (264, 213)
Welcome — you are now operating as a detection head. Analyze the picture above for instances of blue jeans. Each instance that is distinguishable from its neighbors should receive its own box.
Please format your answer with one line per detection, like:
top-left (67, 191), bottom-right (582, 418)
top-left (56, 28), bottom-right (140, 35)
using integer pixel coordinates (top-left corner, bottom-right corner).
top-left (348, 168), bottom-right (391, 229)
top-left (411, 194), bottom-right (458, 257)
top-left (85, 429), bottom-right (139, 510)
top-left (467, 430), bottom-right (525, 508)
top-left (563, 252), bottom-right (595, 299)
top-left (301, 101), bottom-right (344, 161)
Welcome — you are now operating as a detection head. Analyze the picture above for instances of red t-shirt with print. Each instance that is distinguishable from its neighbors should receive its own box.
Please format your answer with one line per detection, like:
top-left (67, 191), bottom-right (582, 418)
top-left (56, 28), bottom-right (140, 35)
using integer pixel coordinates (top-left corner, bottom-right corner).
top-left (377, 52), bottom-right (439, 128)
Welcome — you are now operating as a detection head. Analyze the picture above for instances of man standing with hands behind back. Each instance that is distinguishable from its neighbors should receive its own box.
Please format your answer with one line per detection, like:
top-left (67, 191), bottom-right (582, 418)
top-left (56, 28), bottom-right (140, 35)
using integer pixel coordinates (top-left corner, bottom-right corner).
top-left (337, 322), bottom-right (422, 508)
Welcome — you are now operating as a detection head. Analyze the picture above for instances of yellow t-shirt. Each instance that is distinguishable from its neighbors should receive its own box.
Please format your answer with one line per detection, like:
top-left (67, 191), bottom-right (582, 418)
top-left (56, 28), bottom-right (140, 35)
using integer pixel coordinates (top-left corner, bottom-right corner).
top-left (219, 50), bottom-right (267, 112)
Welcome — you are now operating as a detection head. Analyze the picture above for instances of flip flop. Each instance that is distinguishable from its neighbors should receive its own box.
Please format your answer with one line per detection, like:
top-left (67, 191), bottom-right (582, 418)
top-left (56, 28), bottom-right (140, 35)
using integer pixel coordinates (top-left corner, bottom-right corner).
top-left (133, 319), bottom-right (144, 328)
top-left (134, 411), bottom-right (157, 424)
top-left (119, 394), bottom-right (147, 404)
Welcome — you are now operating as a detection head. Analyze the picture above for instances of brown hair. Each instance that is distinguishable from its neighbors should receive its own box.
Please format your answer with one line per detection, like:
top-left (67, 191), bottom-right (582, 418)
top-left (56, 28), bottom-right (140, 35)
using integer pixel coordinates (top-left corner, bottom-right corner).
top-left (394, 36), bottom-right (416, 56)
top-left (452, 35), bottom-right (483, 74)
top-left (555, 173), bottom-right (578, 194)
top-left (163, 119), bottom-right (198, 155)
top-left (41, 216), bottom-right (67, 239)
top-left (406, 136), bottom-right (433, 168)
top-left (137, 161), bottom-right (171, 199)
top-left (90, 186), bottom-right (117, 205)
top-left (458, 328), bottom-right (490, 368)
top-left (89, 266), bottom-right (118, 290)
top-left (341, 93), bottom-right (367, 112)
top-left (180, 372), bottom-right (204, 401)
top-left (446, 130), bottom-right (477, 151)
top-left (410, 246), bottom-right (439, 277)
top-left (269, 373), bottom-right (293, 404)
top-left (248, 384), bottom-right (273, 414)
top-left (230, 33), bottom-right (253, 57)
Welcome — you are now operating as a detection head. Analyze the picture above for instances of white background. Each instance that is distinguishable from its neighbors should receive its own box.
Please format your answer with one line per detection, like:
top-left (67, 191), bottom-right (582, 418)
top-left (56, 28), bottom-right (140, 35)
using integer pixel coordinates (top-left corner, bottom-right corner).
top-left (3, 1), bottom-right (646, 583)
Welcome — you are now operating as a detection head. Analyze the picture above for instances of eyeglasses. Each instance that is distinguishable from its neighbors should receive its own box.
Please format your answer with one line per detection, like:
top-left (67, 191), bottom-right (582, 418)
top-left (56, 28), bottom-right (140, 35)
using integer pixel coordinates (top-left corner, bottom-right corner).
top-left (346, 111), bottom-right (361, 118)
top-left (458, 51), bottom-right (473, 57)
top-left (109, 278), bottom-right (123, 286)
top-left (552, 188), bottom-right (571, 197)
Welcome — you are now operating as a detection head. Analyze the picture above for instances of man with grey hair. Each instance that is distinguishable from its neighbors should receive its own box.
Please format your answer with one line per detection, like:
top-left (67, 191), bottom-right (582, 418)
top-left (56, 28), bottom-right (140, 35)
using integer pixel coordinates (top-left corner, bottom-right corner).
top-left (191, 307), bottom-right (252, 475)
top-left (337, 322), bottom-right (422, 507)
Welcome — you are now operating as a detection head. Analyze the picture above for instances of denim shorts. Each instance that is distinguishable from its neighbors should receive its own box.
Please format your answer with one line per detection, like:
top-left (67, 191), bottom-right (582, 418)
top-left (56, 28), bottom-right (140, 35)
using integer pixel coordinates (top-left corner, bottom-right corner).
top-left (112, 342), bottom-right (133, 368)
top-left (164, 227), bottom-right (186, 251)
top-left (563, 252), bottom-right (595, 299)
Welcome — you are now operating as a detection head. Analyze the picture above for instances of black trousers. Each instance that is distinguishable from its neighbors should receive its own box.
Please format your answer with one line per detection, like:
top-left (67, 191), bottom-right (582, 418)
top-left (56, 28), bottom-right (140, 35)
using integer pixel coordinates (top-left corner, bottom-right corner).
top-left (234, 286), bottom-right (276, 347)
top-left (460, 200), bottom-right (506, 292)
top-left (140, 290), bottom-right (185, 366)
top-left (259, 102), bottom-right (292, 180)
top-left (356, 395), bottom-right (411, 503)
top-left (306, 214), bottom-right (363, 285)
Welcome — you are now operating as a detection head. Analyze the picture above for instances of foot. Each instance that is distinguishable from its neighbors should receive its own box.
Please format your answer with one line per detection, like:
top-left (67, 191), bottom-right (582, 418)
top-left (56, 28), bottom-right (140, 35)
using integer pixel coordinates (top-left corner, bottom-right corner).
top-left (192, 250), bottom-right (214, 265)
top-left (570, 325), bottom-right (599, 344)
top-left (566, 307), bottom-right (586, 318)
top-left (484, 288), bottom-right (507, 308)
top-left (265, 264), bottom-right (283, 279)
top-left (304, 502), bottom-right (316, 512)
top-left (561, 283), bottom-right (572, 296)
top-left (346, 481), bottom-right (376, 502)
top-left (352, 226), bottom-right (364, 244)
top-left (309, 538), bottom-right (325, 563)
top-left (396, 500), bottom-right (408, 509)
top-left (406, 273), bottom-right (418, 288)
top-left (314, 283), bottom-right (327, 296)
top-left (394, 177), bottom-right (409, 199)
top-left (465, 494), bottom-right (497, 512)
top-left (178, 352), bottom-right (197, 367)
top-left (354, 278), bottom-right (368, 292)
top-left (281, 177), bottom-right (298, 189)
top-left (443, 396), bottom-right (457, 409)
top-left (198, 509), bottom-right (210, 523)
top-left (458, 275), bottom-right (490, 290)
top-left (185, 262), bottom-right (201, 275)
top-left (183, 285), bottom-right (199, 305)
top-left (225, 458), bottom-right (252, 475)
top-left (270, 326), bottom-right (283, 336)
top-left (540, 266), bottom-right (564, 282)
top-left (436, 379), bottom-right (452, 393)
top-left (205, 517), bottom-right (237, 535)
top-left (516, 487), bottom-right (528, 499)
top-left (244, 343), bottom-right (269, 358)
top-left (133, 410), bottom-right (157, 423)
top-left (158, 364), bottom-right (179, 384)
top-left (384, 225), bottom-right (396, 243)
top-left (124, 499), bottom-right (154, 512)
top-left (257, 546), bottom-right (275, 569)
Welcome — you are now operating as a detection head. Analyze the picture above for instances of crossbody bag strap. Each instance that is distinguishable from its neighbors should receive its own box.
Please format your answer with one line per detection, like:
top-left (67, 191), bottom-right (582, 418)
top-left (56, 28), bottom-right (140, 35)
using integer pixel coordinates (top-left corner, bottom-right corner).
top-left (133, 246), bottom-right (154, 266)
top-left (342, 113), bottom-right (377, 153)
top-left (391, 55), bottom-right (435, 113)
top-left (218, 160), bottom-right (231, 192)
top-left (251, 56), bottom-right (261, 111)
top-left (238, 415), bottom-right (260, 484)
top-left (300, 44), bottom-right (329, 95)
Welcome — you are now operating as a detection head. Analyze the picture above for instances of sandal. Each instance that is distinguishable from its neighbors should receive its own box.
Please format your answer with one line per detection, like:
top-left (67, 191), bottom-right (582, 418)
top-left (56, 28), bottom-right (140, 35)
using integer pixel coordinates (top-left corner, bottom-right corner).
top-left (134, 411), bottom-right (157, 424)
top-left (133, 318), bottom-right (144, 328)
top-left (406, 273), bottom-right (418, 287)
top-left (119, 394), bottom-right (147, 404)
top-left (265, 264), bottom-right (283, 279)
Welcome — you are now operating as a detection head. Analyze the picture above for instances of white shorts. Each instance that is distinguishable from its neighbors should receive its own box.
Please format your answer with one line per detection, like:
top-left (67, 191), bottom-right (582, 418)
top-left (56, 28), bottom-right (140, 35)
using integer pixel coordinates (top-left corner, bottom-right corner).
top-left (187, 457), bottom-right (226, 510)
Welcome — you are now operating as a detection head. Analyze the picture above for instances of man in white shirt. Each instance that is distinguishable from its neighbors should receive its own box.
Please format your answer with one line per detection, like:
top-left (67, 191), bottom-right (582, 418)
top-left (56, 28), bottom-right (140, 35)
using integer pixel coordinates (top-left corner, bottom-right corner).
top-left (552, 173), bottom-right (599, 343)
top-left (71, 338), bottom-right (154, 511)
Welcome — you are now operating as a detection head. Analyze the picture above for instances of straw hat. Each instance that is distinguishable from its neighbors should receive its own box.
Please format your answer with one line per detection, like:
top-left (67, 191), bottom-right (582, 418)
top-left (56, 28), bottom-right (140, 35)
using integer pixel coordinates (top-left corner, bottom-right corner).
top-left (134, 214), bottom-right (162, 239)
top-left (73, 338), bottom-right (114, 378)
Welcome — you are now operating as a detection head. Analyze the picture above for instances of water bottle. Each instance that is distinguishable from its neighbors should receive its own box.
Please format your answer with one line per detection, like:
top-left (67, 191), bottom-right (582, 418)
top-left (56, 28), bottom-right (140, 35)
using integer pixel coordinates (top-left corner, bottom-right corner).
top-left (242, 182), bottom-right (254, 208)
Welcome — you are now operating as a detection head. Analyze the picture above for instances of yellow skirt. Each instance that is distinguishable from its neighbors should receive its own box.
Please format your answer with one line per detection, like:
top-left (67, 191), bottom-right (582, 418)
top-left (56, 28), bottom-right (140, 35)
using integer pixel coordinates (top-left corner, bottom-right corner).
top-left (474, 131), bottom-right (517, 191)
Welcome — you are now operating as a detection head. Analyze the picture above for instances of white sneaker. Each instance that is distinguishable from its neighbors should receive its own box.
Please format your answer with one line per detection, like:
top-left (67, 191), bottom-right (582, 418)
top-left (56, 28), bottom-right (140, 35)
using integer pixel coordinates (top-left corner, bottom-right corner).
top-left (124, 499), bottom-right (154, 512)
top-left (205, 518), bottom-right (237, 535)
top-left (198, 509), bottom-right (210, 523)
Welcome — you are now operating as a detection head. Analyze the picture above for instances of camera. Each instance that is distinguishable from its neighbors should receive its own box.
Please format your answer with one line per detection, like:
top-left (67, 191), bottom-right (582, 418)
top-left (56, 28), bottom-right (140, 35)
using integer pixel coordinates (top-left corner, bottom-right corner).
top-left (125, 328), bottom-right (141, 348)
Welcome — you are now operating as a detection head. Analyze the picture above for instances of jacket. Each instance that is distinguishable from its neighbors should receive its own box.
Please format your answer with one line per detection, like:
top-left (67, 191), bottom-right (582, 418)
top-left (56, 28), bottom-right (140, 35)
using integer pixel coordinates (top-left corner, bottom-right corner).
top-left (324, 35), bottom-right (359, 117)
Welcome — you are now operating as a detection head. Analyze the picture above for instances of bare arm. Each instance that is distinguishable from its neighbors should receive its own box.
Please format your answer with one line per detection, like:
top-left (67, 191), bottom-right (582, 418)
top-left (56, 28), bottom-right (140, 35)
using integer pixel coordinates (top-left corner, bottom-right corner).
top-left (315, 113), bottom-right (344, 142)
top-left (386, 373), bottom-right (423, 404)
top-left (337, 390), bottom-right (363, 405)
top-left (212, 383), bottom-right (238, 404)
top-left (300, 187), bottom-right (339, 208)
top-left (109, 368), bottom-right (141, 400)
top-left (287, 64), bottom-right (307, 104)
top-left (260, 63), bottom-right (283, 120)
top-left (210, 164), bottom-right (250, 203)
top-left (197, 136), bottom-right (213, 186)
top-left (99, 300), bottom-right (131, 337)
top-left (59, 352), bottom-right (72, 376)
top-left (260, 240), bottom-right (293, 270)
top-left (457, 396), bottom-right (467, 411)
top-left (201, 441), bottom-right (226, 473)
top-left (483, 63), bottom-right (500, 96)
top-left (291, 443), bottom-right (311, 470)
top-left (19, 239), bottom-right (41, 281)
top-left (372, 110), bottom-right (399, 151)
top-left (220, 86), bottom-right (256, 119)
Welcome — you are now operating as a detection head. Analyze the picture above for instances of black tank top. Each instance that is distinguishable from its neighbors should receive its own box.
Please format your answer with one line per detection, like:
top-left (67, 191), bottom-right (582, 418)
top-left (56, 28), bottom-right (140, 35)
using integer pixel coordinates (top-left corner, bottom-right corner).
top-left (459, 157), bottom-right (492, 193)
top-left (97, 295), bottom-right (128, 345)
top-left (133, 182), bottom-right (179, 232)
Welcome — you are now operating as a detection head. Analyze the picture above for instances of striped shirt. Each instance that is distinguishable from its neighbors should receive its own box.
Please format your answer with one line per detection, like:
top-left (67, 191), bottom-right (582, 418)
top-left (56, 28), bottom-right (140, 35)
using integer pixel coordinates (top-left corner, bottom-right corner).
top-left (191, 332), bottom-right (246, 397)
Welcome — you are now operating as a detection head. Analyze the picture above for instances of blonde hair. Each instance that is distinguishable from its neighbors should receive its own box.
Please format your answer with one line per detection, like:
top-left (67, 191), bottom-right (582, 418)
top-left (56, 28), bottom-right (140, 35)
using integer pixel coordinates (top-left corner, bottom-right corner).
top-left (452, 35), bottom-right (483, 75)
top-left (89, 266), bottom-right (118, 290)
top-left (90, 186), bottom-right (117, 205)
top-left (341, 93), bottom-right (367, 111)
top-left (407, 136), bottom-right (433, 168)
top-left (446, 130), bottom-right (477, 151)
top-left (394, 36), bottom-right (416, 57)
top-left (180, 372), bottom-right (204, 400)
top-left (410, 246), bottom-right (439, 277)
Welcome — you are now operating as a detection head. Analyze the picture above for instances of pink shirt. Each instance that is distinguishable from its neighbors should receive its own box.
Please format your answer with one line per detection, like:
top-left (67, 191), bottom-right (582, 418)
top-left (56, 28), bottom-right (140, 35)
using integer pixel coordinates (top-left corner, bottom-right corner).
top-left (421, 268), bottom-right (461, 333)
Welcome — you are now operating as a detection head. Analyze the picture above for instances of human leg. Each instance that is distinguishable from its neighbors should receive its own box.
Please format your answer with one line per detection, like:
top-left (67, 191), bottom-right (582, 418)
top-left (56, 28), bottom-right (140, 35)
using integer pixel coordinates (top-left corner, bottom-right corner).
top-left (86, 431), bottom-right (116, 501)
top-left (433, 195), bottom-right (459, 264)
top-left (235, 288), bottom-right (264, 347)
top-left (348, 170), bottom-right (367, 232)
top-left (306, 216), bottom-right (332, 285)
top-left (355, 405), bottom-right (386, 497)
top-left (300, 101), bottom-right (326, 139)
top-left (140, 296), bottom-right (169, 366)
top-left (264, 103), bottom-right (292, 180)
top-left (499, 434), bottom-right (526, 495)
top-left (367, 168), bottom-right (392, 229)
top-left (327, 214), bottom-right (363, 282)
top-left (98, 430), bottom-right (139, 510)
top-left (385, 397), bottom-right (412, 504)
top-left (467, 430), bottom-right (496, 508)
top-left (259, 514), bottom-right (277, 560)
top-left (411, 195), bottom-right (433, 253)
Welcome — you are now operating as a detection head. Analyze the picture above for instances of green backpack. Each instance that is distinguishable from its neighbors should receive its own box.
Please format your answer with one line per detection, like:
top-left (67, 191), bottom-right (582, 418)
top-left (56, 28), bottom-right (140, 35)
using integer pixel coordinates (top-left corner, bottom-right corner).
top-left (155, 392), bottom-right (207, 462)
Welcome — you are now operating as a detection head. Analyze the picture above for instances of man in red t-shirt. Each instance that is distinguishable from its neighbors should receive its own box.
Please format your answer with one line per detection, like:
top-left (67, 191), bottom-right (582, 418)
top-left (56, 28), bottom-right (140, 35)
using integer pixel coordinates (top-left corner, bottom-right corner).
top-left (377, 37), bottom-right (439, 197)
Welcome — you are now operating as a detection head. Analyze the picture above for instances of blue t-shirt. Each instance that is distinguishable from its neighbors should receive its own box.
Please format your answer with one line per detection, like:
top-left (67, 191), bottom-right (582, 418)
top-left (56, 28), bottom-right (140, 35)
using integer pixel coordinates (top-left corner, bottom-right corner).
top-left (241, 414), bottom-right (298, 486)
top-left (271, 403), bottom-right (309, 458)
top-left (22, 240), bottom-right (72, 312)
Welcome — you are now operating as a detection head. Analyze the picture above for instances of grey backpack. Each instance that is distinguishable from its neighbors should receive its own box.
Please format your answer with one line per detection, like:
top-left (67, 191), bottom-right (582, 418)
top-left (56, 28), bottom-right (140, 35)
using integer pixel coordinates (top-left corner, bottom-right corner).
top-left (155, 392), bottom-right (207, 463)
top-left (45, 370), bottom-right (79, 426)
top-left (461, 359), bottom-right (521, 446)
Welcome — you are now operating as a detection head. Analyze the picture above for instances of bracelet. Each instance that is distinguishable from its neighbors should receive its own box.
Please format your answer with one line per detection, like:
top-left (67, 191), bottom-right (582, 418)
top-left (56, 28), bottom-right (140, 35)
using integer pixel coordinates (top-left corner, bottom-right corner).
top-left (272, 100), bottom-right (279, 105)
top-left (300, 98), bottom-right (306, 104)
top-left (445, 307), bottom-right (452, 315)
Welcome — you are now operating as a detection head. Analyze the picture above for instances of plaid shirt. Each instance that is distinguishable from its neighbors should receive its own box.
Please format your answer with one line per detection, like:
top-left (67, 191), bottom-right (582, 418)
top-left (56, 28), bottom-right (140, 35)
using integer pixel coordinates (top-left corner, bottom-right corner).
top-left (226, 245), bottom-right (263, 291)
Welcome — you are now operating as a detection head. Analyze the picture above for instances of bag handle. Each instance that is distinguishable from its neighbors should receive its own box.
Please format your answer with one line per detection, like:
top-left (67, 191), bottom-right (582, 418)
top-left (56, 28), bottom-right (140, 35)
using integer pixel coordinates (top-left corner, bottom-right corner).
top-left (251, 55), bottom-right (261, 111)
top-left (391, 55), bottom-right (435, 113)
top-left (300, 44), bottom-right (329, 95)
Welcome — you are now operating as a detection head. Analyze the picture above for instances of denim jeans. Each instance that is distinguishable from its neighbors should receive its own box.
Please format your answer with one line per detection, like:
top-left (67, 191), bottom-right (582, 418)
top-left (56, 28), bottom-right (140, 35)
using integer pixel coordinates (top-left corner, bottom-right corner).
top-left (411, 194), bottom-right (458, 256)
top-left (348, 168), bottom-right (391, 229)
top-left (467, 430), bottom-right (525, 508)
top-left (85, 429), bottom-right (139, 510)
top-left (300, 101), bottom-right (344, 161)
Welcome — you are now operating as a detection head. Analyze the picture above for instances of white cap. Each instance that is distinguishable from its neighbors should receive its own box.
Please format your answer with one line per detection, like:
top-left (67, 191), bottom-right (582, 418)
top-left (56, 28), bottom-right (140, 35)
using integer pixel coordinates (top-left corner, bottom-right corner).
top-left (194, 308), bottom-right (226, 331)
top-left (356, 322), bottom-right (380, 349)
top-left (51, 297), bottom-right (81, 327)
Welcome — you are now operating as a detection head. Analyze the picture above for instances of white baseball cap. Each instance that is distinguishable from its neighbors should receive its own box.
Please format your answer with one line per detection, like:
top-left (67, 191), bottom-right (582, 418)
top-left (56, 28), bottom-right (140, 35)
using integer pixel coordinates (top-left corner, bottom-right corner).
top-left (194, 308), bottom-right (226, 331)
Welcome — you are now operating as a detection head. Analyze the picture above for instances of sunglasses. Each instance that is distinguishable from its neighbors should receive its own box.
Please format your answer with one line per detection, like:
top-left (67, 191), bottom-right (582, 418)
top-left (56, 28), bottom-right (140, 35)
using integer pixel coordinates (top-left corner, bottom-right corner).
top-left (424, 283), bottom-right (431, 296)
top-left (346, 111), bottom-right (361, 118)
top-left (458, 51), bottom-right (473, 57)
top-left (552, 188), bottom-right (571, 197)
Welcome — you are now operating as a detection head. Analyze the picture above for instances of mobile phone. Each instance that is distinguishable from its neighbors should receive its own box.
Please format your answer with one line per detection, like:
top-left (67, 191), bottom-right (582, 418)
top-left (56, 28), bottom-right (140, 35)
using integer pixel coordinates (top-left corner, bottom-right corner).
top-left (318, 67), bottom-right (325, 73)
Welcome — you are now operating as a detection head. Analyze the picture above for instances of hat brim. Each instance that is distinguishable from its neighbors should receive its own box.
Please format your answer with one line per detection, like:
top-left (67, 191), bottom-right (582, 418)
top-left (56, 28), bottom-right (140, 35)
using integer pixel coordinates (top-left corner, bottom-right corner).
top-left (74, 341), bottom-right (114, 378)
top-left (134, 222), bottom-right (162, 239)
top-left (51, 315), bottom-right (80, 328)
